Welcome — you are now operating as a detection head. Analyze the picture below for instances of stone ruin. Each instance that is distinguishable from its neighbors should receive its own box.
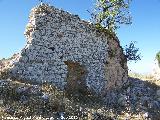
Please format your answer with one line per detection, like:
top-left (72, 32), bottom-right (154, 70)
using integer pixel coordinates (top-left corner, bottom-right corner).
top-left (0, 4), bottom-right (128, 95)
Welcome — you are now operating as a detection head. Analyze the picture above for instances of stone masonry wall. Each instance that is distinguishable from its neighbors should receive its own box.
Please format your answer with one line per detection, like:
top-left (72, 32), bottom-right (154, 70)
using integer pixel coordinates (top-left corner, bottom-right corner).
top-left (0, 4), bottom-right (128, 94)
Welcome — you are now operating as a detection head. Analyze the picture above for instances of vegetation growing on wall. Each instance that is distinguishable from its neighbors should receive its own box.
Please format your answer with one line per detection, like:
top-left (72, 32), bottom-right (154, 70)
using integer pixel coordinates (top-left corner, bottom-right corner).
top-left (92, 0), bottom-right (132, 32)
top-left (92, 1), bottom-right (141, 63)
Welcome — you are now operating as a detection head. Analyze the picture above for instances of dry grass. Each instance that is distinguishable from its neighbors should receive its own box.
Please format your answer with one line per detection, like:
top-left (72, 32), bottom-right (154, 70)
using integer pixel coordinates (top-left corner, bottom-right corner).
top-left (129, 72), bottom-right (160, 86)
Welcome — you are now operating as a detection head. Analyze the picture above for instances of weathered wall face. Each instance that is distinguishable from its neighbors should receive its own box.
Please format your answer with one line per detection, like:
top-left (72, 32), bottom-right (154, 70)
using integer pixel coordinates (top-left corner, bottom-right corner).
top-left (0, 4), bottom-right (128, 94)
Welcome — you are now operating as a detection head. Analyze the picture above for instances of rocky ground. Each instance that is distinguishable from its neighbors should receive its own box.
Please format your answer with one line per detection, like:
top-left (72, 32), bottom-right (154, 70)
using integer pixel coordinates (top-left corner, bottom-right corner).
top-left (0, 77), bottom-right (160, 120)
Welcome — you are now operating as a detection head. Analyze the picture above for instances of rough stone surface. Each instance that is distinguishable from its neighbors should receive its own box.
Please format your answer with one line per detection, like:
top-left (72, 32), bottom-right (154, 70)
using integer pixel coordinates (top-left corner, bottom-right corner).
top-left (0, 4), bottom-right (127, 94)
top-left (0, 77), bottom-right (160, 119)
top-left (157, 89), bottom-right (160, 98)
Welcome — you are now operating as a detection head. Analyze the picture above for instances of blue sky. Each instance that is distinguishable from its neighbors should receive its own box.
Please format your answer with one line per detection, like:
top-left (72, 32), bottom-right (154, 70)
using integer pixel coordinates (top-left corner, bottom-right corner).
top-left (0, 0), bottom-right (160, 74)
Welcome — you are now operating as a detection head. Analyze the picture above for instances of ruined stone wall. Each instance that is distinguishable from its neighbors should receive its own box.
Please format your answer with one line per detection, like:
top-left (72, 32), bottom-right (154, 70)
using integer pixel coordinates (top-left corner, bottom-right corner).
top-left (0, 4), bottom-right (128, 94)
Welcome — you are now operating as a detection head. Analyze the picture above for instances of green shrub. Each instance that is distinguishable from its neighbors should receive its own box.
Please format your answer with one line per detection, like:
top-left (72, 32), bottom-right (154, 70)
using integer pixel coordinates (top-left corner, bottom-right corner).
top-left (156, 51), bottom-right (160, 66)
top-left (124, 41), bottom-right (141, 62)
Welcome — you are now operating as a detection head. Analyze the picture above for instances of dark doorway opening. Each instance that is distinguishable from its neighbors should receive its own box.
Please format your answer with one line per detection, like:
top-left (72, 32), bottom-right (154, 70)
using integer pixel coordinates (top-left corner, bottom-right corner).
top-left (64, 61), bottom-right (88, 98)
